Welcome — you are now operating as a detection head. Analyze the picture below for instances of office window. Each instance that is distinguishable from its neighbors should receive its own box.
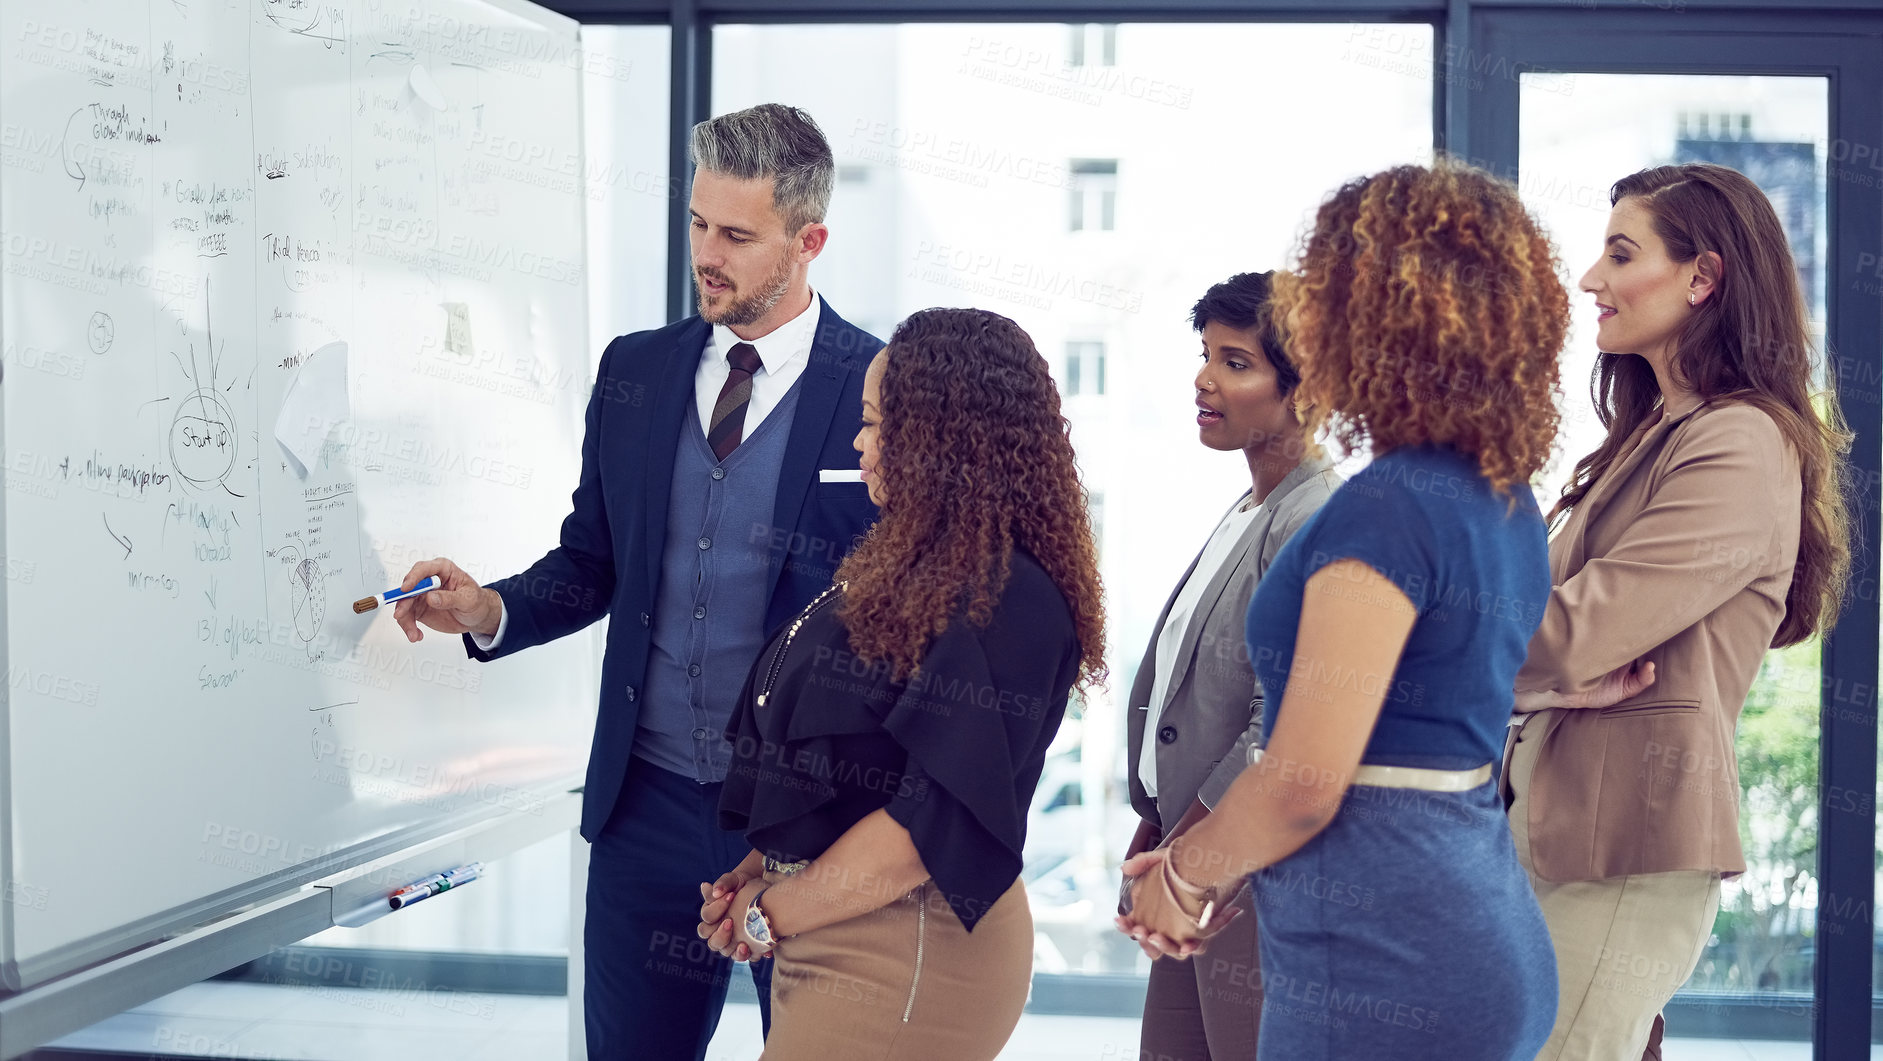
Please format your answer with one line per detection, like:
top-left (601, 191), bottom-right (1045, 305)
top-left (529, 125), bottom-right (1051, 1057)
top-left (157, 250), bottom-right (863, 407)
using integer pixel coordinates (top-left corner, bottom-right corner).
top-left (714, 20), bottom-right (1434, 981)
top-left (581, 26), bottom-right (673, 362)
top-left (1069, 23), bottom-right (1117, 67)
top-left (1069, 159), bottom-right (1118, 232)
top-left (1521, 73), bottom-right (1827, 1016)
top-left (1064, 340), bottom-right (1107, 396)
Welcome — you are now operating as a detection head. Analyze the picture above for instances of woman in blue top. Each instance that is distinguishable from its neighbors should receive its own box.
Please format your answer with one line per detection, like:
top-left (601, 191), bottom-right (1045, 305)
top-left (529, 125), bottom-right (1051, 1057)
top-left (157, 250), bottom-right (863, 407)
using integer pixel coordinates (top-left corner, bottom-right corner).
top-left (1121, 161), bottom-right (1594, 1060)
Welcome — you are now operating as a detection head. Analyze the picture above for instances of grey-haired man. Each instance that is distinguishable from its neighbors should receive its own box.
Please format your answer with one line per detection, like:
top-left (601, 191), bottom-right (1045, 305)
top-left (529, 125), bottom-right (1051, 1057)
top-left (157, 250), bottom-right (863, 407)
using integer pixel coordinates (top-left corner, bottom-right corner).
top-left (396, 104), bottom-right (881, 1060)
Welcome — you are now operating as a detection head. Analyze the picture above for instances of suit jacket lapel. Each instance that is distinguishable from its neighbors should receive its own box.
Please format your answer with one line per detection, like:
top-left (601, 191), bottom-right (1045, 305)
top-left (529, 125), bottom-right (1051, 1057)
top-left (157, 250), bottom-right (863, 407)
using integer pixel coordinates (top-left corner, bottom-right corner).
top-left (644, 320), bottom-right (709, 594)
top-left (1562, 405), bottom-right (1697, 574)
top-left (1131, 549), bottom-right (1205, 710)
top-left (767, 297), bottom-right (863, 599)
top-left (1161, 496), bottom-right (1270, 713)
top-left (1159, 455), bottom-right (1330, 712)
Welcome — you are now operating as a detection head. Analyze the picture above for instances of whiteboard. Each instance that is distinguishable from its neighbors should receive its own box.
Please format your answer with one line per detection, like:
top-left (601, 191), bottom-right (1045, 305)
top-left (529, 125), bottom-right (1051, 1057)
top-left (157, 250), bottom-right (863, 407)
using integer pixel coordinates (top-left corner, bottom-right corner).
top-left (0, 0), bottom-right (597, 988)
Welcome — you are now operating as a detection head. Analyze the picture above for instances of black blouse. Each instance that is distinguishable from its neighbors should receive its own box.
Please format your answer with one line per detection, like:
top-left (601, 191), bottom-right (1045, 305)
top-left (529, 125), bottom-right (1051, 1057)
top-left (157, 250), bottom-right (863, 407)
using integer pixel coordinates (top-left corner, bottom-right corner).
top-left (717, 550), bottom-right (1080, 931)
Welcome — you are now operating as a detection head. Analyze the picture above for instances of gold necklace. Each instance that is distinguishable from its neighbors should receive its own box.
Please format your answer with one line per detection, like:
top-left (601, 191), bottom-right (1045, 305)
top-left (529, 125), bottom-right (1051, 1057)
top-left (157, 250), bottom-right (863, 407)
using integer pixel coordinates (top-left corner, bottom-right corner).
top-left (756, 581), bottom-right (846, 708)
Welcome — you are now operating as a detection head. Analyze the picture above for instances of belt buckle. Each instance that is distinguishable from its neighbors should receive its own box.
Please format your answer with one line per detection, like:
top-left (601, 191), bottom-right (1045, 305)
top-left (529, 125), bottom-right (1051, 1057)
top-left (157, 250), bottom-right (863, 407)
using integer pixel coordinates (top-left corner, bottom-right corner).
top-left (763, 855), bottom-right (809, 876)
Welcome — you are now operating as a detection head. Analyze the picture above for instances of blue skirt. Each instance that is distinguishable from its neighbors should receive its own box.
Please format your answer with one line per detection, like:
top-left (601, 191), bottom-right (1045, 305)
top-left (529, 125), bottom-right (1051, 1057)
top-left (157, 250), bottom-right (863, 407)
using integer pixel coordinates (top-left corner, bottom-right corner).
top-left (1249, 779), bottom-right (1555, 1061)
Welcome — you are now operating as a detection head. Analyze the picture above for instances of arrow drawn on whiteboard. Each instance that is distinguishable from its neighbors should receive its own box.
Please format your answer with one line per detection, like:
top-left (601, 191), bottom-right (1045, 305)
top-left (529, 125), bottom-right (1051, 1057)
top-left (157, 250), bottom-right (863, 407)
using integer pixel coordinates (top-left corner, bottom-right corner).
top-left (102, 514), bottom-right (132, 558)
top-left (60, 107), bottom-right (88, 189)
top-left (204, 576), bottom-right (219, 608)
top-left (168, 278), bottom-right (239, 490)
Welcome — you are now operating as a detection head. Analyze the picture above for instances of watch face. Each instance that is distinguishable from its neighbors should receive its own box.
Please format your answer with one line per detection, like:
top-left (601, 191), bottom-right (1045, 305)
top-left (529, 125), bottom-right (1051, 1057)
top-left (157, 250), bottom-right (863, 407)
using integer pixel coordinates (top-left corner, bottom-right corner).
top-left (744, 903), bottom-right (772, 946)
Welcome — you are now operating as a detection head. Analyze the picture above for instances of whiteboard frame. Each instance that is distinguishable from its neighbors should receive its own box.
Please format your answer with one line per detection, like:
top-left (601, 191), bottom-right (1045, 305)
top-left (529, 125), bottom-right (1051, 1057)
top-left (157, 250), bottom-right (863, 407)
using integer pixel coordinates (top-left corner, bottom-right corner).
top-left (0, 106), bottom-right (13, 1002)
top-left (0, 790), bottom-right (582, 1059)
top-left (0, 770), bottom-right (585, 991)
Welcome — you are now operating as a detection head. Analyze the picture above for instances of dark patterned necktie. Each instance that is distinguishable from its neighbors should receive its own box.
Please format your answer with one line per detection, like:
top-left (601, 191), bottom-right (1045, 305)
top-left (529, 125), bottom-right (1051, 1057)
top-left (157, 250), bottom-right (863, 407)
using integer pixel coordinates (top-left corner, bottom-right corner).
top-left (707, 342), bottom-right (763, 461)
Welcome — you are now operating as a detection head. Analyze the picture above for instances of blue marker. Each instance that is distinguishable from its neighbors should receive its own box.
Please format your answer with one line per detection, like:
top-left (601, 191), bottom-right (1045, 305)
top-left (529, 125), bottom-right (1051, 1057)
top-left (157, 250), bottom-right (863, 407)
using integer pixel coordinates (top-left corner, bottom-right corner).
top-left (354, 575), bottom-right (442, 614)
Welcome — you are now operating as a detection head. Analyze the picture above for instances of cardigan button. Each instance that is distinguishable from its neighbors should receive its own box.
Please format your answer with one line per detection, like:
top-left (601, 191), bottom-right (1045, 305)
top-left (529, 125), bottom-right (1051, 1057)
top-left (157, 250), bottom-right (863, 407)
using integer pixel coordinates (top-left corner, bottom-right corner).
top-left (1158, 725), bottom-right (1178, 745)
top-left (625, 685), bottom-right (637, 702)
top-left (639, 612), bottom-right (650, 627)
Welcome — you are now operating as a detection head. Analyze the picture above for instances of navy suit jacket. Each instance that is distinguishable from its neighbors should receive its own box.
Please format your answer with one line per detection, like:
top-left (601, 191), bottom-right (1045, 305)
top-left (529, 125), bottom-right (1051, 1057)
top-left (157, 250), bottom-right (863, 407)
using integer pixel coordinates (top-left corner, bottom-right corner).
top-left (466, 297), bottom-right (883, 841)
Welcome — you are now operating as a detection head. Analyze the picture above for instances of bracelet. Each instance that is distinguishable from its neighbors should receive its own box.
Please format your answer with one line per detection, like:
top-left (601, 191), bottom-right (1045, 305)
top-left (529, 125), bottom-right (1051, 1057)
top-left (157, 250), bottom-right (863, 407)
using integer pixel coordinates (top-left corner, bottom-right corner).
top-left (1162, 843), bottom-right (1211, 898)
top-left (1158, 854), bottom-right (1217, 931)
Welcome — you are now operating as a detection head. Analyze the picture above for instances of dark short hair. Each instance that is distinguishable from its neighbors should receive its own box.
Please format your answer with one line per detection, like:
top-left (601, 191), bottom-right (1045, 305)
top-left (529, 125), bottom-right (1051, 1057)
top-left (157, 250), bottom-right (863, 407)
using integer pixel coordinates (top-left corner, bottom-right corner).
top-left (1189, 271), bottom-right (1299, 395)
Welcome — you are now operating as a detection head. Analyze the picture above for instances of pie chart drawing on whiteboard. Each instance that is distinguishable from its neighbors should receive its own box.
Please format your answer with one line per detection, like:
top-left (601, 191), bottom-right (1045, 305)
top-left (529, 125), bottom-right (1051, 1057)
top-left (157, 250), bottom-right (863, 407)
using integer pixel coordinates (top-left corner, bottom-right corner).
top-left (290, 556), bottom-right (325, 643)
top-left (271, 542), bottom-right (326, 648)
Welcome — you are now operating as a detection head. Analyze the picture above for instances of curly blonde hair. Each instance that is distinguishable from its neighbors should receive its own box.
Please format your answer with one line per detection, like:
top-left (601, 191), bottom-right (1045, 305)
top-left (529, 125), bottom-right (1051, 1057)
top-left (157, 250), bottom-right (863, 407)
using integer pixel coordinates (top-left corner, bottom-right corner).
top-left (1271, 160), bottom-right (1569, 494)
top-left (835, 308), bottom-right (1107, 688)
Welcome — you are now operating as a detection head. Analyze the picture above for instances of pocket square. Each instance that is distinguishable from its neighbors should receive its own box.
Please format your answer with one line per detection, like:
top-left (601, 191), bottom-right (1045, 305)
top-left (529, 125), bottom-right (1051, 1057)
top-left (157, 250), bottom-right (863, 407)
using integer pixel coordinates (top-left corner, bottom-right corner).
top-left (819, 468), bottom-right (865, 483)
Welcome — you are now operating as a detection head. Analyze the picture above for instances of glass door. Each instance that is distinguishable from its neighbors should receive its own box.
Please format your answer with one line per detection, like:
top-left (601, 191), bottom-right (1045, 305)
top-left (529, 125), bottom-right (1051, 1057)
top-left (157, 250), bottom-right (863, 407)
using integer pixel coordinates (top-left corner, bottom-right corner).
top-left (1467, 10), bottom-right (1883, 1057)
top-left (1522, 72), bottom-right (1829, 1039)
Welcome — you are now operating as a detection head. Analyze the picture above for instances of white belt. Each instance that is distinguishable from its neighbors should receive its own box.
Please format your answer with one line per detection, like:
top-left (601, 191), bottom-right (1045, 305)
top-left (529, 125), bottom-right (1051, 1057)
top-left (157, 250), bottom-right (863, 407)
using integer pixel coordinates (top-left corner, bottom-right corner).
top-left (1250, 749), bottom-right (1492, 792)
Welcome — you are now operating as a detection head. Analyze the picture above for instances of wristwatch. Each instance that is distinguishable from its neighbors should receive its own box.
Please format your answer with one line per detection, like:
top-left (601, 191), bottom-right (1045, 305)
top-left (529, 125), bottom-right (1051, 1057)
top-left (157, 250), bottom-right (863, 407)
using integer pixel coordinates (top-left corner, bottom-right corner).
top-left (742, 885), bottom-right (778, 949)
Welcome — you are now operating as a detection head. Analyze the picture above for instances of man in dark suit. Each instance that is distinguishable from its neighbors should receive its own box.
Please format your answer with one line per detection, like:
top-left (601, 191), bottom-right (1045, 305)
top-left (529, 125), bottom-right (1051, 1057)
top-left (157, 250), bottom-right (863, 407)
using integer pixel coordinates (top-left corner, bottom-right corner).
top-left (392, 103), bottom-right (881, 1061)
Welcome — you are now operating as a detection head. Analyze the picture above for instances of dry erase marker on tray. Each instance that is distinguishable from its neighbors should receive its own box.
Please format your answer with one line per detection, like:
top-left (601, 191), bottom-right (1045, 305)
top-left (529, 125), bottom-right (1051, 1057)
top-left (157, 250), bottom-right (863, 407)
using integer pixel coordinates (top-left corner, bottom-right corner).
top-left (389, 862), bottom-right (483, 910)
top-left (354, 575), bottom-right (441, 614)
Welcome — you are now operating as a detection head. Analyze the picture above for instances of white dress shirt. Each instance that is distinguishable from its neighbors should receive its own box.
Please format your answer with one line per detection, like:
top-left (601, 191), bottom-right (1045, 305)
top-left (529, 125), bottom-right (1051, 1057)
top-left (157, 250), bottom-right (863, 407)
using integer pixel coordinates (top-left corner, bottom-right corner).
top-left (693, 293), bottom-right (821, 439)
top-left (473, 293), bottom-right (825, 652)
top-left (1138, 497), bottom-right (1261, 799)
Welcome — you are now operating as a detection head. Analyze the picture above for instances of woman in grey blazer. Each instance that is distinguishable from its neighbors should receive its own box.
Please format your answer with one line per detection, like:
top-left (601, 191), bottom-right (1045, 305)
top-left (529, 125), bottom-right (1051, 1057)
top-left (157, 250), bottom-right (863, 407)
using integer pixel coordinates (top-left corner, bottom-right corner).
top-left (1118, 271), bottom-right (1339, 1061)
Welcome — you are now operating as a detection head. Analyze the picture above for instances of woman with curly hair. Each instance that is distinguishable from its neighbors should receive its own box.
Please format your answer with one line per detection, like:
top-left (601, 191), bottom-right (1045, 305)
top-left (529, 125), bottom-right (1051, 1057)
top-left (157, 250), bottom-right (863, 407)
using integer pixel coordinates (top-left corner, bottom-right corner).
top-left (1507, 163), bottom-right (1850, 1059)
top-left (696, 307), bottom-right (1105, 1060)
top-left (1121, 160), bottom-right (1569, 1060)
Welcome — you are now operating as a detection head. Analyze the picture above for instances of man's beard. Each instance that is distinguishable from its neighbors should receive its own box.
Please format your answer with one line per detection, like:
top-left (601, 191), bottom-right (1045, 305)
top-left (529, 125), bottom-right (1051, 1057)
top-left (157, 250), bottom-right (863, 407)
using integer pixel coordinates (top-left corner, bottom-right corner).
top-left (697, 251), bottom-right (795, 327)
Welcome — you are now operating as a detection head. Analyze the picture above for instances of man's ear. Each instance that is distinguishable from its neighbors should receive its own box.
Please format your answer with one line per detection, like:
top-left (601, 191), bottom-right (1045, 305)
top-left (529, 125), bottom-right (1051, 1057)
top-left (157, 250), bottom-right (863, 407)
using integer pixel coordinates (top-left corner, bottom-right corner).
top-left (797, 222), bottom-right (830, 265)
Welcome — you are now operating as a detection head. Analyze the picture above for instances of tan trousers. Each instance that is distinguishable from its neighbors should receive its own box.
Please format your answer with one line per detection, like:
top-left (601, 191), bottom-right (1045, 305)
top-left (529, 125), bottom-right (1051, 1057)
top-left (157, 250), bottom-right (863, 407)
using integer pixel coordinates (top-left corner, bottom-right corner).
top-left (1139, 879), bottom-right (1261, 1061)
top-left (760, 874), bottom-right (1032, 1061)
top-left (1507, 712), bottom-right (1722, 1061)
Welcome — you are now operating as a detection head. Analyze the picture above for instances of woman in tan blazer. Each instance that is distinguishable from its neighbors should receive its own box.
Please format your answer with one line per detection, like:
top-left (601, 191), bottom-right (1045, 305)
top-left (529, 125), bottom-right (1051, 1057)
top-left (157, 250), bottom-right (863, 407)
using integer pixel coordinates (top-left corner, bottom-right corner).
top-left (1507, 163), bottom-right (1851, 1060)
top-left (1120, 271), bottom-right (1339, 1060)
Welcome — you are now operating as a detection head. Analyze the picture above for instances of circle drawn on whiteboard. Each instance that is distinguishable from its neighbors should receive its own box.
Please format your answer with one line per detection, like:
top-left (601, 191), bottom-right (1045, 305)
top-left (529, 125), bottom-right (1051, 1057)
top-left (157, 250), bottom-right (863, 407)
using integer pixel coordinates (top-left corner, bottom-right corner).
top-left (169, 391), bottom-right (238, 486)
top-left (290, 557), bottom-right (325, 642)
top-left (88, 312), bottom-right (115, 354)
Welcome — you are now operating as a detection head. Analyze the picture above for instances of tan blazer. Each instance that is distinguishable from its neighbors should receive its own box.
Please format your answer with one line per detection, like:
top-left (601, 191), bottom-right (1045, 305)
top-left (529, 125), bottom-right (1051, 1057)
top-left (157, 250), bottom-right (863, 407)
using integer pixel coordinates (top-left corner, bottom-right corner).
top-left (1126, 456), bottom-right (1341, 833)
top-left (1506, 400), bottom-right (1802, 882)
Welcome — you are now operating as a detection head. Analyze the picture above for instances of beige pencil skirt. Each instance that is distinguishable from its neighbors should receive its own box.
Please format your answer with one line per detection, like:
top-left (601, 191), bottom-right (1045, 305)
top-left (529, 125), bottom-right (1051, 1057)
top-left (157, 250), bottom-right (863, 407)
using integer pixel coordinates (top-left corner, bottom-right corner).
top-left (760, 874), bottom-right (1033, 1061)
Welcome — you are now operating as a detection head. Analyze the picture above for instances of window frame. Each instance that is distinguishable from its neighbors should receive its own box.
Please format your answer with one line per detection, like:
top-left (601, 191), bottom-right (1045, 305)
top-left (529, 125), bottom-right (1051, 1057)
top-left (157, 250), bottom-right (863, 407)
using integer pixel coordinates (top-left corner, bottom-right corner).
top-left (1462, 14), bottom-right (1882, 1053)
top-left (547, 2), bottom-right (1883, 1053)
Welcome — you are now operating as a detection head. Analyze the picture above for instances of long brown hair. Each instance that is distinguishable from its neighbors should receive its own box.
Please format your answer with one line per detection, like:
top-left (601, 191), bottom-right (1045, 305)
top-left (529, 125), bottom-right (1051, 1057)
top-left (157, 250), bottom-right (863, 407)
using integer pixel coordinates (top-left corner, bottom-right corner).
top-left (1271, 160), bottom-right (1568, 496)
top-left (836, 308), bottom-right (1107, 686)
top-left (1553, 163), bottom-right (1850, 646)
